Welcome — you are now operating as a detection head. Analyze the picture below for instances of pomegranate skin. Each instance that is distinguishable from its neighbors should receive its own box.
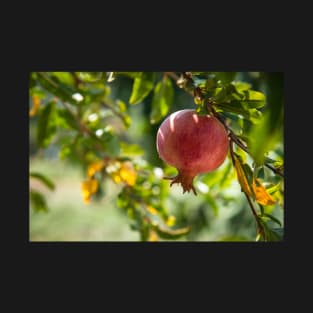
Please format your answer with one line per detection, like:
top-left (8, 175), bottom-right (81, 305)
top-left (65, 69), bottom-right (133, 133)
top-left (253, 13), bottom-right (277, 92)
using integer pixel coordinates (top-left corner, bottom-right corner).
top-left (156, 109), bottom-right (229, 194)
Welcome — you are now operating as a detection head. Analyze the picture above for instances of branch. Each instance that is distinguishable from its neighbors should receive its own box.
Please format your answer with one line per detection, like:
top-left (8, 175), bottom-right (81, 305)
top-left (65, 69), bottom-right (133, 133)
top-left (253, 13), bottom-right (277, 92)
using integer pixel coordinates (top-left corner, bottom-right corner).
top-left (229, 140), bottom-right (265, 240)
top-left (166, 72), bottom-right (284, 178)
top-left (37, 72), bottom-right (118, 155)
top-left (164, 72), bottom-right (179, 81)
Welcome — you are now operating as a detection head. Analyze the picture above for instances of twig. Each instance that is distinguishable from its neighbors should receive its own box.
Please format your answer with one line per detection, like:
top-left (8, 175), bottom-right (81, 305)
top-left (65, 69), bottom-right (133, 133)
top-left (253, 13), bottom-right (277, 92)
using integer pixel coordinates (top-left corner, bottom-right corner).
top-left (164, 72), bottom-right (179, 81)
top-left (229, 140), bottom-right (265, 240)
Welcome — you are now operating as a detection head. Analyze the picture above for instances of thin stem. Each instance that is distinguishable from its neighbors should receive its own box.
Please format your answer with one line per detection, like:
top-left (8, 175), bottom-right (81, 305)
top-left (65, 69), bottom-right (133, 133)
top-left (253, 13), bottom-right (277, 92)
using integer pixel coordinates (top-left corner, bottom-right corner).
top-left (164, 72), bottom-right (179, 81)
top-left (229, 140), bottom-right (265, 240)
top-left (244, 192), bottom-right (265, 240)
top-left (264, 163), bottom-right (283, 177)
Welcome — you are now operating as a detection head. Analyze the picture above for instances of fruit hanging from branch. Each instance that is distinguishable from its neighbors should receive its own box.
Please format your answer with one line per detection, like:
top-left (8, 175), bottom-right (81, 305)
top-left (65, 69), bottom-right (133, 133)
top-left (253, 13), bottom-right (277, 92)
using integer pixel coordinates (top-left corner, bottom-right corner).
top-left (156, 109), bottom-right (229, 195)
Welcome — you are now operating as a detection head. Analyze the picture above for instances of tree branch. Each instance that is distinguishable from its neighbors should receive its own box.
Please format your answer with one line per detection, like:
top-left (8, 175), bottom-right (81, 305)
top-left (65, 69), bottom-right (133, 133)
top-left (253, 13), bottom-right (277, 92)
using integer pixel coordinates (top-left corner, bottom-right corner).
top-left (165, 72), bottom-right (284, 178)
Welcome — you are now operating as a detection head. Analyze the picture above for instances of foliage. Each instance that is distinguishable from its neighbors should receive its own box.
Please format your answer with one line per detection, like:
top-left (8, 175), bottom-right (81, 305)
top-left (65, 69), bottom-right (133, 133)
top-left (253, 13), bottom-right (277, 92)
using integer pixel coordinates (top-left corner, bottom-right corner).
top-left (29, 71), bottom-right (284, 241)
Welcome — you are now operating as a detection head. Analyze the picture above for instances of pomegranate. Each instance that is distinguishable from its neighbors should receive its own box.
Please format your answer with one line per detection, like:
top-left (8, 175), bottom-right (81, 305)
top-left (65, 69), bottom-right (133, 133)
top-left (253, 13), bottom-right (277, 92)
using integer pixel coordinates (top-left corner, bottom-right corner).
top-left (156, 109), bottom-right (229, 195)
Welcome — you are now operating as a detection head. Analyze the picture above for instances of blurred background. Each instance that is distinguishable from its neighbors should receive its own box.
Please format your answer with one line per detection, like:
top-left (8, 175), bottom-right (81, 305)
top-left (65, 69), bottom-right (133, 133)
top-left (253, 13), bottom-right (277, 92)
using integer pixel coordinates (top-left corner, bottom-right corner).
top-left (29, 72), bottom-right (284, 241)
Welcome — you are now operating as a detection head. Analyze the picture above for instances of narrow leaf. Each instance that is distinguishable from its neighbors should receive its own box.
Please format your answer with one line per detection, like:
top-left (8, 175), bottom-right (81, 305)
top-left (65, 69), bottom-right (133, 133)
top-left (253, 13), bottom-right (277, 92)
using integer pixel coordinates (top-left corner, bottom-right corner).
top-left (150, 77), bottom-right (174, 124)
top-left (205, 193), bottom-right (219, 217)
top-left (234, 157), bottom-right (253, 196)
top-left (242, 90), bottom-right (266, 108)
top-left (30, 190), bottom-right (48, 212)
top-left (37, 72), bottom-right (77, 105)
top-left (37, 101), bottom-right (57, 148)
top-left (30, 172), bottom-right (55, 190)
top-left (120, 142), bottom-right (144, 156)
top-left (56, 108), bottom-right (79, 130)
top-left (78, 72), bottom-right (104, 82)
top-left (262, 213), bottom-right (282, 226)
top-left (129, 72), bottom-right (156, 105)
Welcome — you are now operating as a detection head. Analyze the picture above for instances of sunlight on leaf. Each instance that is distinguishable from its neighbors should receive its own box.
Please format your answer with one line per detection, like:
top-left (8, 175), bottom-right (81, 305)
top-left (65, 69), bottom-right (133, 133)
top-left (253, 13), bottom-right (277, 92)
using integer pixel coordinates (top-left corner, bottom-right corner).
top-left (252, 178), bottom-right (276, 206)
top-left (147, 205), bottom-right (158, 215)
top-left (150, 76), bottom-right (174, 124)
top-left (166, 215), bottom-right (176, 227)
top-left (234, 157), bottom-right (252, 196)
top-left (129, 72), bottom-right (156, 105)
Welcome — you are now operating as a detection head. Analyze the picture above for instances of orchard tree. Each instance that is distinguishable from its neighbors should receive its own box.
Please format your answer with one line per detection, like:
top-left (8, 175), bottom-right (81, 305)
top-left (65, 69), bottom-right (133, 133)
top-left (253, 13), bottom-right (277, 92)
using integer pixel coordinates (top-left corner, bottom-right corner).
top-left (29, 72), bottom-right (284, 241)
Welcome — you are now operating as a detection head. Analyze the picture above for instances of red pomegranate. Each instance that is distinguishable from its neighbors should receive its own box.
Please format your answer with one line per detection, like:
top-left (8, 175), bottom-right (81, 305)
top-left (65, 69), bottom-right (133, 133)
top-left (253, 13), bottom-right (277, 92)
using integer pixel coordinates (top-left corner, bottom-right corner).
top-left (156, 109), bottom-right (229, 195)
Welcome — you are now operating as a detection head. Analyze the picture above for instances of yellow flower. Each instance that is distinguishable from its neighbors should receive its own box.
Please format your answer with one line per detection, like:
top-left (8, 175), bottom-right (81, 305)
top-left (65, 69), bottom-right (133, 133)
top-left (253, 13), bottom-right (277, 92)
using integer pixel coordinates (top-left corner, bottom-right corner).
top-left (110, 162), bottom-right (137, 186)
top-left (87, 160), bottom-right (106, 178)
top-left (166, 215), bottom-right (176, 227)
top-left (147, 206), bottom-right (158, 215)
top-left (29, 95), bottom-right (41, 117)
top-left (148, 230), bottom-right (159, 242)
top-left (119, 162), bottom-right (137, 186)
top-left (81, 179), bottom-right (99, 204)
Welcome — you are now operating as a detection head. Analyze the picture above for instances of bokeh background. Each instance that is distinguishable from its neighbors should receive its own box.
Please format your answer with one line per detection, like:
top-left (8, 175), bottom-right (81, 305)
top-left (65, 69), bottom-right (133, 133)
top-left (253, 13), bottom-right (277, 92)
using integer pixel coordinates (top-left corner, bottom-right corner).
top-left (29, 72), bottom-right (284, 241)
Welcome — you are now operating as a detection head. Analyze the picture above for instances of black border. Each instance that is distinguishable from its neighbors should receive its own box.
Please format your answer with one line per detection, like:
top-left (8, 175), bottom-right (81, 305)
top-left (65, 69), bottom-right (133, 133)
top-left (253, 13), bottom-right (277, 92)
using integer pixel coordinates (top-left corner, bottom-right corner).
top-left (11, 29), bottom-right (297, 279)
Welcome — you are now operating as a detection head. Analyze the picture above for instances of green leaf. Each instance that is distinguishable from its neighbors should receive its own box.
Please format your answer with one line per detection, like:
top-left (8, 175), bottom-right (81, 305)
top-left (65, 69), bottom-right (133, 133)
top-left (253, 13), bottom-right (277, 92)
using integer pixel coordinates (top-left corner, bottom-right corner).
top-left (205, 193), bottom-right (219, 217)
top-left (129, 72), bottom-right (156, 105)
top-left (211, 72), bottom-right (237, 83)
top-left (59, 144), bottom-right (72, 159)
top-left (242, 90), bottom-right (266, 108)
top-left (100, 132), bottom-right (120, 157)
top-left (29, 86), bottom-right (47, 99)
top-left (264, 72), bottom-right (284, 133)
top-left (30, 172), bottom-right (55, 190)
top-left (220, 161), bottom-right (233, 188)
top-left (232, 81), bottom-right (252, 92)
top-left (248, 113), bottom-right (280, 165)
top-left (266, 182), bottom-right (281, 195)
top-left (81, 84), bottom-right (110, 105)
top-left (116, 99), bottom-right (127, 112)
top-left (120, 142), bottom-right (144, 157)
top-left (30, 190), bottom-right (48, 212)
top-left (115, 100), bottom-right (131, 128)
top-left (150, 77), bottom-right (174, 124)
top-left (248, 73), bottom-right (283, 165)
top-left (259, 219), bottom-right (283, 241)
top-left (51, 72), bottom-right (75, 86)
top-left (77, 72), bottom-right (104, 82)
top-left (116, 72), bottom-right (142, 79)
top-left (271, 227), bottom-right (284, 240)
top-left (56, 108), bottom-right (79, 130)
top-left (261, 213), bottom-right (282, 227)
top-left (214, 102), bottom-right (262, 123)
top-left (37, 72), bottom-right (78, 105)
top-left (37, 101), bottom-right (57, 148)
